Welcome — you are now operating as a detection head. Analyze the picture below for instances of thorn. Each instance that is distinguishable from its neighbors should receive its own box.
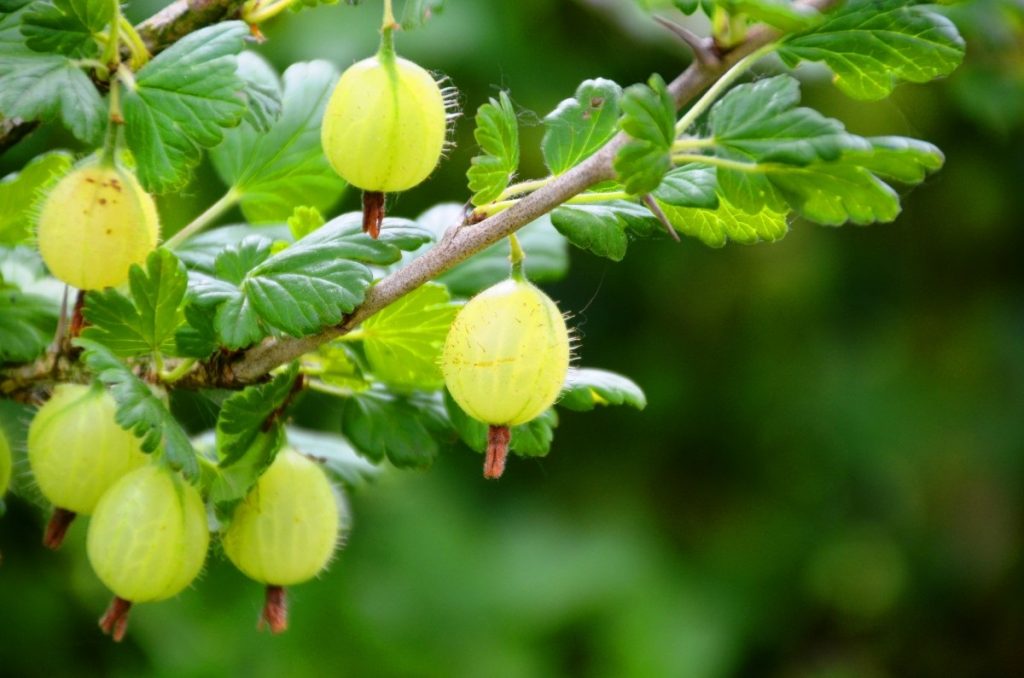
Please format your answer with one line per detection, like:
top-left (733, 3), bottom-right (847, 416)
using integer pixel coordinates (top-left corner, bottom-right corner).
top-left (99, 597), bottom-right (133, 642)
top-left (642, 194), bottom-right (681, 242)
top-left (42, 507), bottom-right (77, 550)
top-left (484, 425), bottom-right (510, 479)
top-left (653, 16), bottom-right (720, 69)
top-left (259, 585), bottom-right (288, 634)
top-left (362, 191), bottom-right (385, 239)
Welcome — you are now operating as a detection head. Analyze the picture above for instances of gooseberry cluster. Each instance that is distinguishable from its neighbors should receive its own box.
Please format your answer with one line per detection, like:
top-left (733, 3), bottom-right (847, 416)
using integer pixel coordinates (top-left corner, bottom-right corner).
top-left (23, 384), bottom-right (344, 640)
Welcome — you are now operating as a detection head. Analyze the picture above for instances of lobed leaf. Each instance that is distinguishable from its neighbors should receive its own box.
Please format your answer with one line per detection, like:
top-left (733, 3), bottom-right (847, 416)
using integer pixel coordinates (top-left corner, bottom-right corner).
top-left (342, 387), bottom-right (449, 469)
top-left (82, 248), bottom-right (189, 357)
top-left (211, 60), bottom-right (346, 222)
top-left (216, 364), bottom-right (299, 467)
top-left (0, 53), bottom-right (105, 143)
top-left (542, 78), bottom-right (622, 175)
top-left (778, 0), bottom-right (965, 100)
top-left (656, 191), bottom-right (789, 248)
top-left (614, 73), bottom-right (675, 195)
top-left (357, 283), bottom-right (459, 391)
top-left (122, 22), bottom-right (249, 192)
top-left (550, 200), bottom-right (662, 261)
top-left (444, 390), bottom-right (558, 459)
top-left (21, 0), bottom-right (111, 58)
top-left (467, 91), bottom-right (520, 206)
top-left (0, 289), bottom-right (57, 363)
top-left (75, 338), bottom-right (199, 479)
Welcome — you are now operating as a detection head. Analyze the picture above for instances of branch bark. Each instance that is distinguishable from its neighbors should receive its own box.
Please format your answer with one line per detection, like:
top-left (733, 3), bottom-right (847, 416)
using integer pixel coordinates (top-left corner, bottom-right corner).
top-left (179, 6), bottom-right (840, 390)
top-left (1, 0), bottom-right (841, 398)
top-left (0, 0), bottom-right (247, 153)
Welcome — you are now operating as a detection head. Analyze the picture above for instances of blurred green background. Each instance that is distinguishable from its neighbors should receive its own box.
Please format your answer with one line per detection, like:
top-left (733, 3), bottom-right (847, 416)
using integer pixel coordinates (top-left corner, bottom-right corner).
top-left (2, 1), bottom-right (1024, 676)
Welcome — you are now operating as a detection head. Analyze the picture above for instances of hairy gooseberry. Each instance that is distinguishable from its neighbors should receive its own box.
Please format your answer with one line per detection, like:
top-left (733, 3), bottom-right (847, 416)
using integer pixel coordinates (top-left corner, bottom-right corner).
top-left (222, 448), bottom-right (342, 633)
top-left (87, 464), bottom-right (209, 641)
top-left (36, 160), bottom-right (159, 290)
top-left (320, 20), bottom-right (451, 238)
top-left (442, 276), bottom-right (571, 479)
top-left (28, 382), bottom-right (147, 548)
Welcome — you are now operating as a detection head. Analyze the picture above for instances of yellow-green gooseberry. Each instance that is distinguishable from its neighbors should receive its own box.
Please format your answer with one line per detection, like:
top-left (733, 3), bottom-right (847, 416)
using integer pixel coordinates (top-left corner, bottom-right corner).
top-left (87, 464), bottom-right (209, 641)
top-left (321, 55), bottom-right (447, 194)
top-left (0, 426), bottom-right (11, 504)
top-left (222, 448), bottom-right (342, 633)
top-left (442, 277), bottom-right (571, 479)
top-left (28, 382), bottom-right (147, 548)
top-left (36, 161), bottom-right (159, 290)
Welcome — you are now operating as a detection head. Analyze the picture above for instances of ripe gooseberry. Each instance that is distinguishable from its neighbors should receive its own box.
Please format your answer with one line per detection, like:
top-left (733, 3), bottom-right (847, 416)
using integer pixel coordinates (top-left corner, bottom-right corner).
top-left (28, 382), bottom-right (147, 548)
top-left (36, 160), bottom-right (159, 290)
top-left (87, 464), bottom-right (209, 641)
top-left (442, 272), bottom-right (571, 479)
top-left (222, 448), bottom-right (342, 633)
top-left (320, 7), bottom-right (451, 238)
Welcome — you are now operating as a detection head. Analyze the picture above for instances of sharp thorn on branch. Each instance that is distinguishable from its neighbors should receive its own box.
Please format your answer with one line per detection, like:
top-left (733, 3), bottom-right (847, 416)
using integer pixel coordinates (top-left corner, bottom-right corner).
top-left (653, 15), bottom-right (721, 69)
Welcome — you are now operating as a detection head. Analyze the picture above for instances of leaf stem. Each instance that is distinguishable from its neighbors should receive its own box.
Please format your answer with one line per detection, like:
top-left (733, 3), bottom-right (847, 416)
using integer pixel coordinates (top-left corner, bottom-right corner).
top-left (307, 379), bottom-right (359, 398)
top-left (118, 16), bottom-right (151, 69)
top-left (99, 80), bottom-right (123, 166)
top-left (674, 43), bottom-right (777, 136)
top-left (165, 188), bottom-right (240, 249)
top-left (160, 358), bottom-right (197, 383)
top-left (379, 0), bottom-right (397, 60)
top-left (497, 177), bottom-right (554, 201)
top-left (671, 153), bottom-right (762, 173)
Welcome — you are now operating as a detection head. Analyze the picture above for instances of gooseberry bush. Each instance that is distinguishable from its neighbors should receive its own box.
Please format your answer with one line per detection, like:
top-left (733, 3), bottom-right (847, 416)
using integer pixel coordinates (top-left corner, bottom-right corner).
top-left (0, 0), bottom-right (964, 640)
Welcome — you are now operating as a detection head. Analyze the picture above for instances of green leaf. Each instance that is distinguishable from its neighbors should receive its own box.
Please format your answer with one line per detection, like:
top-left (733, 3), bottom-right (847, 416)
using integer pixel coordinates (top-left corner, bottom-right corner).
top-left (842, 136), bottom-right (944, 183)
top-left (710, 75), bottom-right (867, 166)
top-left (302, 341), bottom-right (369, 392)
top-left (558, 367), bottom-right (647, 411)
top-left (287, 205), bottom-right (325, 241)
top-left (122, 22), bottom-right (249, 192)
top-left (467, 91), bottom-right (520, 206)
top-left (75, 338), bottom-right (199, 479)
top-left (652, 163), bottom-right (718, 208)
top-left (358, 283), bottom-right (458, 391)
top-left (416, 204), bottom-right (569, 296)
top-left (779, 0), bottom-right (965, 100)
top-left (0, 150), bottom-right (72, 245)
top-left (720, 0), bottom-right (821, 32)
top-left (444, 390), bottom-right (557, 459)
top-left (341, 388), bottom-right (448, 469)
top-left (0, 289), bottom-right (57, 363)
top-left (656, 192), bottom-right (789, 247)
top-left (542, 78), bottom-right (622, 175)
top-left (550, 200), bottom-right (662, 261)
top-left (174, 303), bottom-right (218, 358)
top-left (210, 60), bottom-right (346, 223)
top-left (21, 0), bottom-right (111, 57)
top-left (0, 53), bottom-right (105, 142)
top-left (766, 163), bottom-right (900, 226)
top-left (614, 73), bottom-right (675, 194)
top-left (190, 217), bottom-right (430, 348)
top-left (216, 364), bottom-right (299, 467)
top-left (236, 51), bottom-right (282, 132)
top-left (81, 248), bottom-right (188, 357)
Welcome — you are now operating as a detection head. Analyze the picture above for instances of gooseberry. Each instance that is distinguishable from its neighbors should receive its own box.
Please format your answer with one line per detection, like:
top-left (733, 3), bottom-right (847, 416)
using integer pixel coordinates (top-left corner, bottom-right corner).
top-left (0, 426), bottom-right (11, 504)
top-left (28, 382), bottom-right (147, 548)
top-left (36, 160), bottom-right (159, 290)
top-left (222, 448), bottom-right (342, 633)
top-left (442, 277), bottom-right (571, 478)
top-left (87, 464), bottom-right (209, 641)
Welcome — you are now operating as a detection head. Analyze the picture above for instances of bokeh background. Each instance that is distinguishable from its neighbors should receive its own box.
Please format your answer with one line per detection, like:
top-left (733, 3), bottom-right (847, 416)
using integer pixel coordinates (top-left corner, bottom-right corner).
top-left (2, 0), bottom-right (1024, 676)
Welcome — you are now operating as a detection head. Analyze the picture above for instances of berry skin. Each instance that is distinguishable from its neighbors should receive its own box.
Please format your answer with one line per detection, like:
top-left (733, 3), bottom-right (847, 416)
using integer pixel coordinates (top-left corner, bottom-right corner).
top-left (442, 278), bottom-right (571, 427)
top-left (0, 427), bottom-right (11, 503)
top-left (223, 449), bottom-right (340, 586)
top-left (28, 383), bottom-right (147, 547)
top-left (87, 464), bottom-right (209, 602)
top-left (321, 55), bottom-right (447, 194)
top-left (222, 448), bottom-right (341, 633)
top-left (87, 464), bottom-right (209, 640)
top-left (36, 161), bottom-right (159, 290)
